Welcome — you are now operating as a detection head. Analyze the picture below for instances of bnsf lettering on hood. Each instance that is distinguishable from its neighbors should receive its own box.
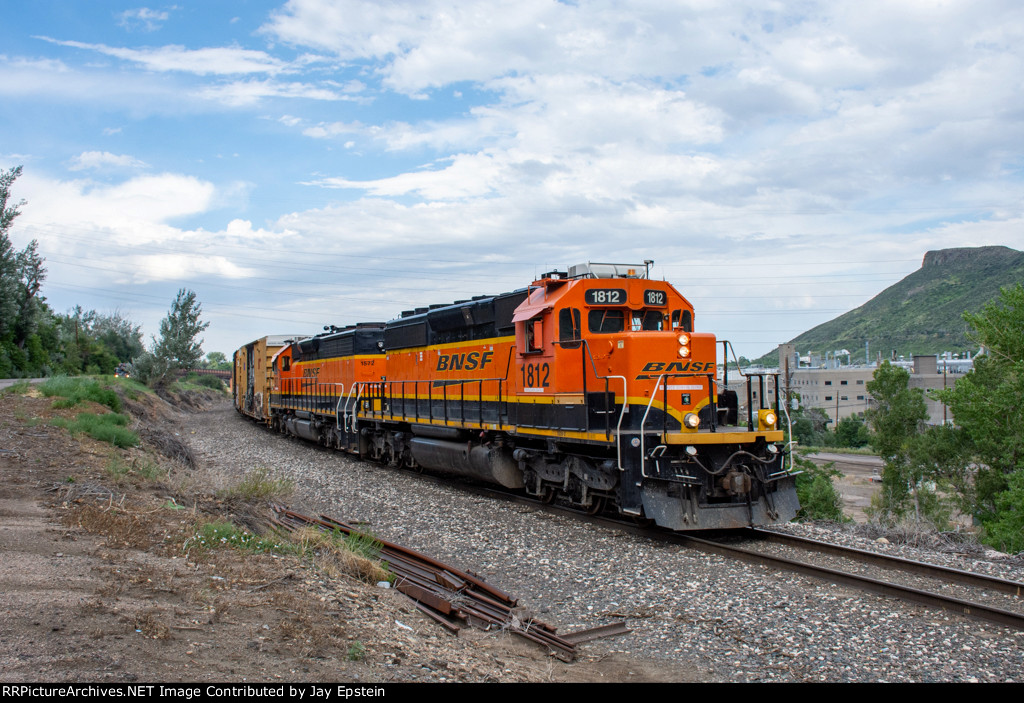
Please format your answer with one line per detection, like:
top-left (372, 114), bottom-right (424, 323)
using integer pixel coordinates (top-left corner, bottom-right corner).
top-left (437, 351), bottom-right (494, 371)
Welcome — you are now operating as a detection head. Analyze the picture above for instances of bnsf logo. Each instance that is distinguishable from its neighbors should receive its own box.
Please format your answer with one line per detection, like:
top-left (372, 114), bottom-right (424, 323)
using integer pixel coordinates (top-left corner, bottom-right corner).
top-left (641, 362), bottom-right (715, 373)
top-left (436, 351), bottom-right (494, 371)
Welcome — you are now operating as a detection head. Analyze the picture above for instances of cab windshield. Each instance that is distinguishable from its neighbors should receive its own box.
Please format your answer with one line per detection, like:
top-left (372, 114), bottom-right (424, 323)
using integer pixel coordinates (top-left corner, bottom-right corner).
top-left (588, 309), bottom-right (664, 333)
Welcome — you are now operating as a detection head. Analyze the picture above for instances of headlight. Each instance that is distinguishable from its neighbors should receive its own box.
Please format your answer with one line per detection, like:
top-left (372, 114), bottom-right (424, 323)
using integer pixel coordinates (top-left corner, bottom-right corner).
top-left (678, 346), bottom-right (690, 358)
top-left (758, 409), bottom-right (778, 428)
top-left (684, 412), bottom-right (700, 429)
top-left (677, 333), bottom-right (690, 345)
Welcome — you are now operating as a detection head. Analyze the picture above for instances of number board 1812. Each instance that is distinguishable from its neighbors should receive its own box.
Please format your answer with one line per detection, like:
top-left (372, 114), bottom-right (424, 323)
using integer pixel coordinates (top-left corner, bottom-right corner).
top-left (584, 288), bottom-right (627, 305)
top-left (644, 289), bottom-right (668, 307)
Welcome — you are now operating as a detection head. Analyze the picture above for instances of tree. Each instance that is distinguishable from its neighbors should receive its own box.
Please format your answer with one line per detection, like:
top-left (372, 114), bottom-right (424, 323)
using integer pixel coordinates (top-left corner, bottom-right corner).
top-left (153, 288), bottom-right (210, 370)
top-left (0, 166), bottom-right (27, 341)
top-left (202, 351), bottom-right (231, 370)
top-left (937, 284), bottom-right (1024, 550)
top-left (865, 361), bottom-right (934, 524)
top-left (834, 414), bottom-right (870, 449)
top-left (0, 166), bottom-right (54, 378)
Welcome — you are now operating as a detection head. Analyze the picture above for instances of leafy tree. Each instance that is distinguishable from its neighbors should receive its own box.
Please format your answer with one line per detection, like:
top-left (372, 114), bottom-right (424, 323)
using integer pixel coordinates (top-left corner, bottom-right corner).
top-left (834, 414), bottom-right (870, 449)
top-left (92, 310), bottom-right (144, 363)
top-left (202, 351), bottom-right (230, 370)
top-left (1, 167), bottom-right (27, 340)
top-left (937, 284), bottom-right (1024, 550)
top-left (0, 166), bottom-right (54, 377)
top-left (151, 288), bottom-right (210, 371)
top-left (54, 307), bottom-right (141, 375)
top-left (865, 362), bottom-right (932, 523)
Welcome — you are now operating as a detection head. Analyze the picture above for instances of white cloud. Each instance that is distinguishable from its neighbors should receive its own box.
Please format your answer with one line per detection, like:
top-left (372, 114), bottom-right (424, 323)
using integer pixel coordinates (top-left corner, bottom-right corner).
top-left (67, 151), bottom-right (148, 171)
top-left (118, 8), bottom-right (172, 33)
top-left (195, 79), bottom-right (349, 106)
top-left (37, 37), bottom-right (287, 76)
top-left (123, 253), bottom-right (255, 284)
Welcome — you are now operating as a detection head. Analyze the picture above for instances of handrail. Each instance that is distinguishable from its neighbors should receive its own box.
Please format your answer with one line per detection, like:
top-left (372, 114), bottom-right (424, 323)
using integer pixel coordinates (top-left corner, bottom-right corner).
top-left (575, 339), bottom-right (629, 471)
top-left (639, 374), bottom-right (665, 478)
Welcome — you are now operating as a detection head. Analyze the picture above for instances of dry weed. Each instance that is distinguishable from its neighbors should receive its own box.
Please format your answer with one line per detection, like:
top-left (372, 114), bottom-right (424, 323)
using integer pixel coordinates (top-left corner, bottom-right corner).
top-left (71, 503), bottom-right (152, 549)
top-left (291, 526), bottom-right (392, 584)
top-left (134, 608), bottom-right (172, 639)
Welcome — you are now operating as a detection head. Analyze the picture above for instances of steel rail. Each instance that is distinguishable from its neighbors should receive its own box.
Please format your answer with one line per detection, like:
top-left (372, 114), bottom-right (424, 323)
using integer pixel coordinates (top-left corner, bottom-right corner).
top-left (268, 505), bottom-right (577, 659)
top-left (747, 527), bottom-right (1024, 597)
top-left (428, 482), bottom-right (1024, 632)
top-left (668, 532), bottom-right (1024, 632)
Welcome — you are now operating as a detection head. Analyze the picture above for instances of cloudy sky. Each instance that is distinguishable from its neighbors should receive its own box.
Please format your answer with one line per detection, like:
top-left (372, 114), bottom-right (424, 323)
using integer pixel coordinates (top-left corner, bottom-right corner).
top-left (3, 0), bottom-right (1022, 360)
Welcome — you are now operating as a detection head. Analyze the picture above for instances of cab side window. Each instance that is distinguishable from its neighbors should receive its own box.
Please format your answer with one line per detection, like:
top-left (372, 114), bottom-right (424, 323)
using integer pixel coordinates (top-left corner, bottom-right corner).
top-left (671, 310), bottom-right (692, 332)
top-left (559, 308), bottom-right (581, 348)
top-left (525, 318), bottom-right (544, 353)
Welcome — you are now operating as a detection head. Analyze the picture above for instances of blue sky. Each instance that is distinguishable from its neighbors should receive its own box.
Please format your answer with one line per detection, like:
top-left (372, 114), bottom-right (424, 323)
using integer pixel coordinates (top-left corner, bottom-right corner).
top-left (3, 0), bottom-right (1023, 360)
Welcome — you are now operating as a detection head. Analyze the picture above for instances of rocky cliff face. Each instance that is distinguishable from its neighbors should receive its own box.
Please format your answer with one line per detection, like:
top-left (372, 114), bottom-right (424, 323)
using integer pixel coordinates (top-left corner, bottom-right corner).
top-left (922, 245), bottom-right (1018, 268)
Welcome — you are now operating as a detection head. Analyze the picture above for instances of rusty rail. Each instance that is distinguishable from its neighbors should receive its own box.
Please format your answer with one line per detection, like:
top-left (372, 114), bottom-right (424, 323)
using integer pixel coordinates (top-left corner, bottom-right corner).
top-left (268, 505), bottom-right (577, 660)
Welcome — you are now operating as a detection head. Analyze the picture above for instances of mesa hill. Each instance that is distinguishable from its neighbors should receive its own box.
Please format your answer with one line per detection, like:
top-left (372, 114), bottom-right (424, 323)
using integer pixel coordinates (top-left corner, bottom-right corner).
top-left (758, 245), bottom-right (1024, 364)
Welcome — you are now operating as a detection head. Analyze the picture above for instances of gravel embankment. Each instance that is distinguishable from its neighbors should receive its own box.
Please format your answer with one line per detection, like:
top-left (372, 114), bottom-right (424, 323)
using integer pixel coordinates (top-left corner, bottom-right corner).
top-left (186, 403), bottom-right (1024, 683)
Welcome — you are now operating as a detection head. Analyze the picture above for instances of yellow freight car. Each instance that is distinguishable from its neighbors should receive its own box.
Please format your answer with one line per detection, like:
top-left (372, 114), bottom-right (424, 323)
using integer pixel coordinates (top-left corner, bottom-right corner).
top-left (233, 335), bottom-right (303, 423)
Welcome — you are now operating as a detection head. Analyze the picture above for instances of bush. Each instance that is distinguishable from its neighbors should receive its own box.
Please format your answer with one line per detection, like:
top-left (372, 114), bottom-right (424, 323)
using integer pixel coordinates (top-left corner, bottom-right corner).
top-left (981, 470), bottom-right (1024, 554)
top-left (199, 375), bottom-right (224, 391)
top-left (792, 453), bottom-right (848, 522)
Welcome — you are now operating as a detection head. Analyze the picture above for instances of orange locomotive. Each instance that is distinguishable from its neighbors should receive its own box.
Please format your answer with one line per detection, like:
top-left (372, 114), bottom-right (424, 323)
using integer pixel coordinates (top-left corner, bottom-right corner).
top-left (249, 261), bottom-right (799, 530)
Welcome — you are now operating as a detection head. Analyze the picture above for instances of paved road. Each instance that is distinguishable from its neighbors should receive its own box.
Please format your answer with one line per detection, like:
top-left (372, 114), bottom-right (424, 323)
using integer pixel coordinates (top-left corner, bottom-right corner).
top-left (808, 452), bottom-right (883, 468)
top-left (0, 378), bottom-right (45, 390)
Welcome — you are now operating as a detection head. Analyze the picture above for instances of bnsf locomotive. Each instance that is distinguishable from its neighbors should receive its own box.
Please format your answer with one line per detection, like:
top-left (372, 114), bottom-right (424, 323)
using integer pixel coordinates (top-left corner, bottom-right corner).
top-left (234, 262), bottom-right (799, 530)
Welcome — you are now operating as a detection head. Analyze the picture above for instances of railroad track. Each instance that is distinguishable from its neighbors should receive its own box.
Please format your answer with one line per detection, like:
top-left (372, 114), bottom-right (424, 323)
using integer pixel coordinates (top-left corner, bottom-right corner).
top-left (272, 434), bottom-right (1024, 633)
top-left (431, 478), bottom-right (1024, 632)
top-left (672, 529), bottom-right (1024, 632)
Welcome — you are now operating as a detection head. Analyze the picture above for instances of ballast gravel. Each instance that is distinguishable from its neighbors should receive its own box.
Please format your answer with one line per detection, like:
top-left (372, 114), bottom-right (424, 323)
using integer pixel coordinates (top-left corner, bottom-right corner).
top-left (187, 404), bottom-right (1024, 683)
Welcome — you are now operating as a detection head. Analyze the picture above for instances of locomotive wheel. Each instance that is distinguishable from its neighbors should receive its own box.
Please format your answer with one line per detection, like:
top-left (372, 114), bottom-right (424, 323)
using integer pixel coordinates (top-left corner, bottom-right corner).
top-left (539, 485), bottom-right (556, 504)
top-left (586, 497), bottom-right (605, 515)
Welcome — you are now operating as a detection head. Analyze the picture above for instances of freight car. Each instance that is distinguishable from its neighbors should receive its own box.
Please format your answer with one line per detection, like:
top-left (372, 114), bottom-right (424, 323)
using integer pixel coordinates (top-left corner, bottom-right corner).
top-left (236, 262), bottom-right (799, 530)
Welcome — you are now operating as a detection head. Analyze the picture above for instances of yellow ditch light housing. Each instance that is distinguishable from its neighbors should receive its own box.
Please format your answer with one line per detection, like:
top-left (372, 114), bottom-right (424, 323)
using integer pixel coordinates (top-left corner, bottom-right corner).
top-left (758, 409), bottom-right (778, 430)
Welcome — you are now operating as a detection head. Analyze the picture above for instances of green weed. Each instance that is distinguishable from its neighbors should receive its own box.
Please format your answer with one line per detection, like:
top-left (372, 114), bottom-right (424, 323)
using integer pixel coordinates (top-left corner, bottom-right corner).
top-left (2, 381), bottom-right (31, 395)
top-left (105, 456), bottom-right (131, 480)
top-left (347, 641), bottom-right (366, 661)
top-left (50, 412), bottom-right (139, 448)
top-left (133, 456), bottom-right (168, 481)
top-left (222, 467), bottom-right (295, 503)
top-left (189, 521), bottom-right (298, 555)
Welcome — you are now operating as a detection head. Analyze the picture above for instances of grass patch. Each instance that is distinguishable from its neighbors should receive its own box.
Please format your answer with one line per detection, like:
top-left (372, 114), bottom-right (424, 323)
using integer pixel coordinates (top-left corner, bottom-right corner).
top-left (222, 467), bottom-right (295, 503)
top-left (51, 412), bottom-right (139, 448)
top-left (104, 454), bottom-right (167, 482)
top-left (105, 456), bottom-right (132, 480)
top-left (189, 521), bottom-right (299, 555)
top-left (1, 381), bottom-right (31, 395)
top-left (133, 456), bottom-right (167, 481)
top-left (103, 375), bottom-right (152, 400)
top-left (40, 376), bottom-right (122, 412)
